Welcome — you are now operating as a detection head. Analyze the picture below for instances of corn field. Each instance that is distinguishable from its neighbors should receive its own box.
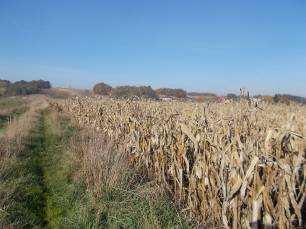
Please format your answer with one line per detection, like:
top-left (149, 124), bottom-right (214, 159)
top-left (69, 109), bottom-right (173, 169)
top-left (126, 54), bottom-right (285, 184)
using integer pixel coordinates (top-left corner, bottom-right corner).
top-left (54, 97), bottom-right (306, 228)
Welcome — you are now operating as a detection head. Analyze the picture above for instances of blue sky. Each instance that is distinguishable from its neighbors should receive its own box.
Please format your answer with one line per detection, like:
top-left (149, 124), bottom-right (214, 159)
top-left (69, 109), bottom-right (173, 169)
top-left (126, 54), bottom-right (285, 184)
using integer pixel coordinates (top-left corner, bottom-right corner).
top-left (0, 0), bottom-right (306, 96)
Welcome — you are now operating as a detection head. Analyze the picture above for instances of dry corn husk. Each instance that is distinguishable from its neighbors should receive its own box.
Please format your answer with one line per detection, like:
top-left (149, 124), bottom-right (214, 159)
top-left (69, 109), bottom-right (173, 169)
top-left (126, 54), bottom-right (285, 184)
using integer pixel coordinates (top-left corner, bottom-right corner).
top-left (53, 97), bottom-right (306, 228)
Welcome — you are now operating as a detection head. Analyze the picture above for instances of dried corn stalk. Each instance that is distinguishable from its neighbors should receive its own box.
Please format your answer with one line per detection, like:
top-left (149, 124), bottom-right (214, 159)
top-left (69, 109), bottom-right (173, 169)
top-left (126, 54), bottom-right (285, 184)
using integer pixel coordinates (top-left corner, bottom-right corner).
top-left (53, 97), bottom-right (306, 228)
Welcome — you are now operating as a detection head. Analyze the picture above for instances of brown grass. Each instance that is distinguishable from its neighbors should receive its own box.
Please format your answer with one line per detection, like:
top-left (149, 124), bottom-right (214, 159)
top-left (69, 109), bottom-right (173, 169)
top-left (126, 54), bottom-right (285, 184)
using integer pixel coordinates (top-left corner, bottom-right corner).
top-left (0, 96), bottom-right (48, 160)
top-left (70, 127), bottom-right (149, 197)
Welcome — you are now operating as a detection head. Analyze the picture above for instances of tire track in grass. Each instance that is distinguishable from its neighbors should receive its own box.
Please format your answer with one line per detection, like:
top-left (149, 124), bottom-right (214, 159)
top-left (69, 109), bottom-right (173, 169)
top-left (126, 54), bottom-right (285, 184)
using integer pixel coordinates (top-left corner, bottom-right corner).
top-left (39, 109), bottom-right (89, 228)
top-left (40, 109), bottom-right (71, 227)
top-left (1, 108), bottom-right (80, 228)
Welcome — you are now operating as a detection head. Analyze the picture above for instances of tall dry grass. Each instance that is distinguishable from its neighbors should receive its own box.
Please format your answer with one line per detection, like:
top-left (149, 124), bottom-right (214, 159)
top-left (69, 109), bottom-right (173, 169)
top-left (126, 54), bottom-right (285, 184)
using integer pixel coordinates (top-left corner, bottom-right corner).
top-left (67, 126), bottom-right (188, 228)
top-left (70, 129), bottom-right (132, 193)
top-left (0, 97), bottom-right (27, 116)
top-left (0, 95), bottom-right (48, 161)
top-left (57, 97), bottom-right (306, 228)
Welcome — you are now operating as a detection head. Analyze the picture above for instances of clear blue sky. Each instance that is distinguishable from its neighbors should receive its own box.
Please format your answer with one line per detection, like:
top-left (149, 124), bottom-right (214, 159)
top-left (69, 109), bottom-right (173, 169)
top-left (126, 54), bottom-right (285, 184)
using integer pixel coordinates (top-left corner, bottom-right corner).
top-left (1, 0), bottom-right (306, 96)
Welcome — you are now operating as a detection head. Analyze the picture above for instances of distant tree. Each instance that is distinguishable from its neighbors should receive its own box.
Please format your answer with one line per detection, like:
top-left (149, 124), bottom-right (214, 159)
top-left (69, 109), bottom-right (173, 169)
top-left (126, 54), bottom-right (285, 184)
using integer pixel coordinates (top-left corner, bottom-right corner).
top-left (155, 88), bottom-right (187, 99)
top-left (31, 79), bottom-right (51, 90)
top-left (251, 94), bottom-right (306, 105)
top-left (281, 94), bottom-right (306, 105)
top-left (0, 79), bottom-right (11, 86)
top-left (7, 80), bottom-right (38, 95)
top-left (0, 79), bottom-right (11, 96)
top-left (4, 79), bottom-right (51, 96)
top-left (261, 95), bottom-right (274, 103)
top-left (188, 92), bottom-right (218, 102)
top-left (112, 85), bottom-right (158, 99)
top-left (195, 96), bottom-right (205, 103)
top-left (226, 93), bottom-right (239, 101)
top-left (273, 94), bottom-right (281, 103)
top-left (93, 82), bottom-right (112, 95)
top-left (273, 94), bottom-right (300, 105)
top-left (188, 92), bottom-right (217, 97)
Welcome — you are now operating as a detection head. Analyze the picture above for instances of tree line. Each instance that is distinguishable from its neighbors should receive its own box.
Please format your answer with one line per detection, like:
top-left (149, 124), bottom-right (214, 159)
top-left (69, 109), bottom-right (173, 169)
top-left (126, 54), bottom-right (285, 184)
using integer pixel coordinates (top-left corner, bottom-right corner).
top-left (93, 82), bottom-right (188, 100)
top-left (93, 82), bottom-right (306, 104)
top-left (0, 79), bottom-right (51, 96)
top-left (1, 78), bottom-right (305, 105)
top-left (272, 94), bottom-right (306, 105)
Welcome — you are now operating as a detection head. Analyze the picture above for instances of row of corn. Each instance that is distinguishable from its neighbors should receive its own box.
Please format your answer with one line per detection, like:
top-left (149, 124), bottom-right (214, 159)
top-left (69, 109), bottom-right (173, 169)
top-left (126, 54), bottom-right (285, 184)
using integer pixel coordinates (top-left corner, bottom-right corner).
top-left (53, 97), bottom-right (306, 228)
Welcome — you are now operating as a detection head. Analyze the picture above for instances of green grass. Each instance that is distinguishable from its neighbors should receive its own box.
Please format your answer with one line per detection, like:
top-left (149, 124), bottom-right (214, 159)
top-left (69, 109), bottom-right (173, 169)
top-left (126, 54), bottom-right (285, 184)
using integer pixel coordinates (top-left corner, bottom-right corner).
top-left (0, 97), bottom-right (28, 128)
top-left (40, 110), bottom-right (94, 228)
top-left (0, 97), bottom-right (24, 108)
top-left (40, 111), bottom-right (190, 228)
top-left (90, 186), bottom-right (189, 228)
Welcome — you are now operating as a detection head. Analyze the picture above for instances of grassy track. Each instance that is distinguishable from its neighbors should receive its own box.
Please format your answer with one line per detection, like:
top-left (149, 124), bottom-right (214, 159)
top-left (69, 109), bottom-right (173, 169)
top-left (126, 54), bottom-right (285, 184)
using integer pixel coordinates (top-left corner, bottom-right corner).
top-left (0, 109), bottom-right (89, 228)
top-left (40, 110), bottom-right (93, 228)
